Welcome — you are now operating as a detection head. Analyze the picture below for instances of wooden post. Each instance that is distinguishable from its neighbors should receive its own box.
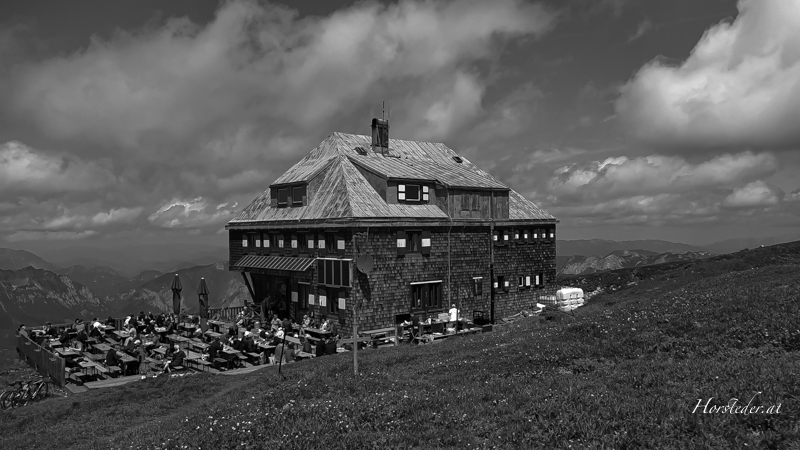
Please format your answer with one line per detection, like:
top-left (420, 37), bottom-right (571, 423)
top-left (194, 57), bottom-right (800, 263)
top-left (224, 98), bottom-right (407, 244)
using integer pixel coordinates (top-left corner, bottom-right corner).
top-left (353, 302), bottom-right (358, 376)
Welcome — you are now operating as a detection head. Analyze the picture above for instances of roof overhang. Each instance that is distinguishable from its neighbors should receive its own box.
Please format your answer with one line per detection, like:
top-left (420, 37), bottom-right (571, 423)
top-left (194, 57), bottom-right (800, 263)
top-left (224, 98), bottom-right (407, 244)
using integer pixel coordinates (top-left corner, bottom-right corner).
top-left (232, 255), bottom-right (316, 272)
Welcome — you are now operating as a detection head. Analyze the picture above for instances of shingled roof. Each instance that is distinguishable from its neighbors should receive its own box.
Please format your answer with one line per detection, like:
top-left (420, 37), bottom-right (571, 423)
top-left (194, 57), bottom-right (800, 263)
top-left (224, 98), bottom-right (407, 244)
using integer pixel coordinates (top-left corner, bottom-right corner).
top-left (228, 132), bottom-right (555, 225)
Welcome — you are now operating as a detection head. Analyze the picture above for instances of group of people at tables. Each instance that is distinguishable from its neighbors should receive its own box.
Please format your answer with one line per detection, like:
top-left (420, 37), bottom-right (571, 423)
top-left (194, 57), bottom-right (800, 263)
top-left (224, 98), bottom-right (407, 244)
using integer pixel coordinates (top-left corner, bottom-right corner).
top-left (202, 311), bottom-right (341, 368)
top-left (17, 309), bottom-right (346, 380)
top-left (18, 312), bottom-right (197, 378)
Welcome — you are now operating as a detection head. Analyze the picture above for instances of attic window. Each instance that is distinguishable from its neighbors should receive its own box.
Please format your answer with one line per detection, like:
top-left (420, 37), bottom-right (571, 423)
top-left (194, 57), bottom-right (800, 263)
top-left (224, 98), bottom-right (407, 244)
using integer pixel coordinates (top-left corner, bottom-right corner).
top-left (277, 188), bottom-right (289, 206)
top-left (354, 146), bottom-right (368, 156)
top-left (452, 156), bottom-right (463, 163)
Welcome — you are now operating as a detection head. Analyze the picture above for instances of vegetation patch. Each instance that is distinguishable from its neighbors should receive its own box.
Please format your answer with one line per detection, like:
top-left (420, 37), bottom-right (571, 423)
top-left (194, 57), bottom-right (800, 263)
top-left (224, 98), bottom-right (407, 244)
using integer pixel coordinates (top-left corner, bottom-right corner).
top-left (1, 243), bottom-right (799, 449)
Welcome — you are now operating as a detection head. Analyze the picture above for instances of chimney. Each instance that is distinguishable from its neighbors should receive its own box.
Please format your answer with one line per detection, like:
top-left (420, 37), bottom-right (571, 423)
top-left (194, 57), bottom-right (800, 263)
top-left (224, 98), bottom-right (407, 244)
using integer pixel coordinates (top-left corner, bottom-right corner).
top-left (371, 118), bottom-right (389, 156)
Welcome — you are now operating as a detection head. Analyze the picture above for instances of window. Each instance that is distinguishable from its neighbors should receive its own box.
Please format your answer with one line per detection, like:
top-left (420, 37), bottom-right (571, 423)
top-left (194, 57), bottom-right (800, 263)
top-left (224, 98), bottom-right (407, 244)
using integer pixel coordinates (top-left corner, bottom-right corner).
top-left (536, 272), bottom-right (545, 287)
top-left (497, 276), bottom-right (507, 292)
top-left (262, 232), bottom-right (270, 251)
top-left (337, 236), bottom-right (346, 256)
top-left (533, 230), bottom-right (539, 239)
top-left (307, 235), bottom-right (315, 251)
top-left (503, 230), bottom-right (509, 244)
top-left (325, 234), bottom-right (337, 254)
top-left (317, 234), bottom-right (326, 255)
top-left (298, 283), bottom-right (309, 310)
top-left (277, 188), bottom-right (289, 206)
top-left (518, 276), bottom-right (525, 289)
top-left (410, 281), bottom-right (442, 313)
top-left (328, 289), bottom-right (339, 315)
top-left (407, 231), bottom-right (421, 253)
top-left (318, 287), bottom-right (327, 309)
top-left (549, 229), bottom-right (555, 239)
top-left (291, 185), bottom-right (306, 206)
top-left (523, 230), bottom-right (529, 241)
top-left (473, 277), bottom-right (483, 296)
top-left (317, 258), bottom-right (351, 288)
top-left (398, 184), bottom-right (428, 203)
top-left (525, 275), bottom-right (531, 287)
top-left (298, 233), bottom-right (307, 252)
top-left (291, 234), bottom-right (298, 252)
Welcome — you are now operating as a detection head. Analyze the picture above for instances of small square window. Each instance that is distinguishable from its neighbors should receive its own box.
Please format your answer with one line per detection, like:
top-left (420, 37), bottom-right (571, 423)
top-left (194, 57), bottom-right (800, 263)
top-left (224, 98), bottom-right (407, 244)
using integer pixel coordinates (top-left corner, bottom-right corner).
top-left (277, 188), bottom-right (289, 206)
top-left (405, 185), bottom-right (421, 201)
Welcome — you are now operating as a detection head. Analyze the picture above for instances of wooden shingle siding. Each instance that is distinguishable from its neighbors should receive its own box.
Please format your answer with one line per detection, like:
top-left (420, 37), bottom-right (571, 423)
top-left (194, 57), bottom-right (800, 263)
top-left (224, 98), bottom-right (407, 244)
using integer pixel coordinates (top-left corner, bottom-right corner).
top-left (336, 225), bottom-right (556, 333)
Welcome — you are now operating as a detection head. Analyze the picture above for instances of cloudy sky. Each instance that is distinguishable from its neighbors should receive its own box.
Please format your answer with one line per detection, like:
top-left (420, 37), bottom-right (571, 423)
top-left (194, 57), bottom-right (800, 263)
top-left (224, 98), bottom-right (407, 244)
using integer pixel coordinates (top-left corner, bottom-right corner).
top-left (1, 0), bottom-right (799, 252)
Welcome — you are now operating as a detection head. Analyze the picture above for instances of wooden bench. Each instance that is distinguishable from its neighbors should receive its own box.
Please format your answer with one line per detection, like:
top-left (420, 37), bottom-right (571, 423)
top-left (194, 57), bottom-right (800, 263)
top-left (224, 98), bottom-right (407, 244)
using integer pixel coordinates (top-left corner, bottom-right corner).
top-left (213, 358), bottom-right (229, 370)
top-left (107, 366), bottom-right (122, 377)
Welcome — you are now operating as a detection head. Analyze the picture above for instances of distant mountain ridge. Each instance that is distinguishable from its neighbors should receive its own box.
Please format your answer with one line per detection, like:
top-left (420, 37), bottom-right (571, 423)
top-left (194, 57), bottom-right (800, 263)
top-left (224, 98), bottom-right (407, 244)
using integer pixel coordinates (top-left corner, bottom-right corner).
top-left (0, 248), bottom-right (59, 272)
top-left (54, 265), bottom-right (129, 298)
top-left (557, 249), bottom-right (714, 275)
top-left (557, 239), bottom-right (706, 257)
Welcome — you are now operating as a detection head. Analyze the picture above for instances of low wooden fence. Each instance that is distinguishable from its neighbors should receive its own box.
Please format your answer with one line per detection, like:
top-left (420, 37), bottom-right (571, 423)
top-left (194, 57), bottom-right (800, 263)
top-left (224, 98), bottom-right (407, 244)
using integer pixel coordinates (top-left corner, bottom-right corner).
top-left (208, 306), bottom-right (246, 321)
top-left (16, 334), bottom-right (66, 388)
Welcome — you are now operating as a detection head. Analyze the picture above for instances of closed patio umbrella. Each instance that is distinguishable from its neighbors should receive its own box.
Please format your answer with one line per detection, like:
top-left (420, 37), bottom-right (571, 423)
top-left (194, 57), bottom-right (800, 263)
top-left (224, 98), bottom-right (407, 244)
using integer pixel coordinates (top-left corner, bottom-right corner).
top-left (197, 278), bottom-right (210, 333)
top-left (170, 274), bottom-right (182, 317)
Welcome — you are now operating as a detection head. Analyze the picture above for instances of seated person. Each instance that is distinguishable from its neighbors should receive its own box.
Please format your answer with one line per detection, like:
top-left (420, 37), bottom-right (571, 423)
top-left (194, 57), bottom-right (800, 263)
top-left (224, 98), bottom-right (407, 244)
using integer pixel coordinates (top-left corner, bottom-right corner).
top-left (320, 319), bottom-right (330, 332)
top-left (146, 321), bottom-right (156, 335)
top-left (106, 346), bottom-right (123, 368)
top-left (125, 338), bottom-right (139, 355)
top-left (43, 322), bottom-right (57, 337)
top-left (106, 316), bottom-right (116, 327)
top-left (301, 315), bottom-right (311, 329)
top-left (208, 338), bottom-right (222, 361)
top-left (89, 323), bottom-right (103, 338)
top-left (59, 328), bottom-right (71, 345)
top-left (243, 332), bottom-right (256, 353)
top-left (230, 337), bottom-right (242, 351)
top-left (163, 344), bottom-right (185, 372)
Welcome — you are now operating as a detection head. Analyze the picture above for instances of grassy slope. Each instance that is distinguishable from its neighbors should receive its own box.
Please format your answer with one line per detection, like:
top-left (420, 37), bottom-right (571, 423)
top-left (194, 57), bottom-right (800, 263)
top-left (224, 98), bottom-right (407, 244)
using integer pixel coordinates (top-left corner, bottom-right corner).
top-left (1, 244), bottom-right (799, 449)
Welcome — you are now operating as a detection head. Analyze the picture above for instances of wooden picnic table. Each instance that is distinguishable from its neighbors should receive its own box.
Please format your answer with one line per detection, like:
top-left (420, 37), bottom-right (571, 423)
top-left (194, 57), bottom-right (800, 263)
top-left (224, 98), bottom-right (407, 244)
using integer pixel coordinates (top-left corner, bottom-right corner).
top-left (94, 343), bottom-right (112, 353)
top-left (55, 348), bottom-right (80, 358)
top-left (112, 330), bottom-right (129, 340)
top-left (190, 341), bottom-right (209, 351)
top-left (204, 331), bottom-right (222, 340)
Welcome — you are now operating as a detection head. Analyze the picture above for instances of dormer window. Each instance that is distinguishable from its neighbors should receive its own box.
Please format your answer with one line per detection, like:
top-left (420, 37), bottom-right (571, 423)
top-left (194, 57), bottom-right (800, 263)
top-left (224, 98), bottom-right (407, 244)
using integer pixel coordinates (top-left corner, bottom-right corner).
top-left (272, 183), bottom-right (307, 208)
top-left (277, 188), bottom-right (289, 207)
top-left (398, 184), bottom-right (428, 203)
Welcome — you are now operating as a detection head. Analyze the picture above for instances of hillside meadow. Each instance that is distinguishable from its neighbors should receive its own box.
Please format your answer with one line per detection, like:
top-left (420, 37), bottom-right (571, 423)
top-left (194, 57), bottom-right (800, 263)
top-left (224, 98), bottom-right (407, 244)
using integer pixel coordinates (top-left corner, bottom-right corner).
top-left (1, 243), bottom-right (799, 449)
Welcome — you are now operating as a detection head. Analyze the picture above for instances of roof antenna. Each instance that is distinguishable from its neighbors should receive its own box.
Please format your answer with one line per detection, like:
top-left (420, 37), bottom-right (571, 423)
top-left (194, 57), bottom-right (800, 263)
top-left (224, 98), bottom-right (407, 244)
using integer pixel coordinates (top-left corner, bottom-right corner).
top-left (382, 101), bottom-right (385, 120)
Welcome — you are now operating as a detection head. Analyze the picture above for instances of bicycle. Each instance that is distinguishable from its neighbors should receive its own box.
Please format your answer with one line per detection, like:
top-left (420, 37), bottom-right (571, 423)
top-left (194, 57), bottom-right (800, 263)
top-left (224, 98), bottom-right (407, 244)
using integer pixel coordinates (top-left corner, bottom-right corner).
top-left (0, 375), bottom-right (52, 409)
top-left (0, 380), bottom-right (28, 409)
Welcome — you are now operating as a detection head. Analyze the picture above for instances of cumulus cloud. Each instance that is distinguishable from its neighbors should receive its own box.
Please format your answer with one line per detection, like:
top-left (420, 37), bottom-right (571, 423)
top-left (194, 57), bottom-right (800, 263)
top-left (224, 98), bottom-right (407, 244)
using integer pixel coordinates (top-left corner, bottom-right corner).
top-left (722, 180), bottom-right (780, 209)
top-left (0, 141), bottom-right (116, 195)
top-left (147, 197), bottom-right (238, 229)
top-left (4, 0), bottom-right (555, 154)
top-left (550, 151), bottom-right (778, 202)
top-left (0, 0), bottom-right (557, 243)
top-left (616, 0), bottom-right (800, 149)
